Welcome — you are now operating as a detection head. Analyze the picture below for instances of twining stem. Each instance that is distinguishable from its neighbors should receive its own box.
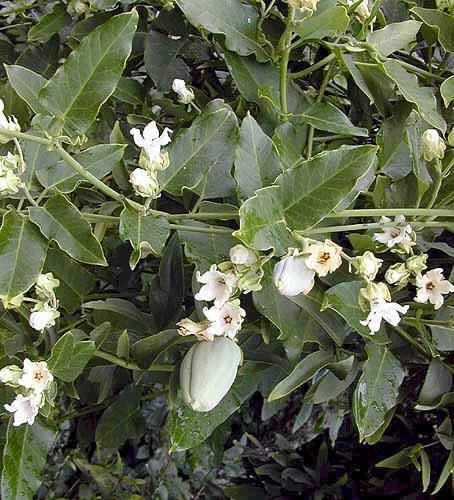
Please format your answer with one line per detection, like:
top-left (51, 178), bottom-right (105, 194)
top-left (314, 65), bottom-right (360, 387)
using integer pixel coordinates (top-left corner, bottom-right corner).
top-left (94, 350), bottom-right (174, 372)
top-left (278, 6), bottom-right (295, 115)
top-left (289, 53), bottom-right (336, 79)
top-left (166, 223), bottom-right (233, 235)
top-left (392, 325), bottom-right (430, 359)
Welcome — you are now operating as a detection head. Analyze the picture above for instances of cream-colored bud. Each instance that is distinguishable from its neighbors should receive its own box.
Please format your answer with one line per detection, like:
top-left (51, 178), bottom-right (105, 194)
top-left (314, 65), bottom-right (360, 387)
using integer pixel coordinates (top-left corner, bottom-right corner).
top-left (385, 263), bottom-right (410, 286)
top-left (355, 251), bottom-right (383, 281)
top-left (422, 129), bottom-right (446, 162)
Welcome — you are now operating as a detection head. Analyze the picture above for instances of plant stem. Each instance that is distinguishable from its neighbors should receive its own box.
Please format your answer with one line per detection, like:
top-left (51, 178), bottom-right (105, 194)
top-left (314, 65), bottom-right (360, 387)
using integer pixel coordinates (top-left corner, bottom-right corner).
top-left (419, 160), bottom-right (443, 220)
top-left (94, 350), bottom-right (174, 372)
top-left (392, 325), bottom-right (429, 359)
top-left (168, 223), bottom-right (233, 235)
top-left (396, 59), bottom-right (445, 82)
top-left (278, 7), bottom-right (295, 115)
top-left (329, 208), bottom-right (454, 218)
top-left (298, 220), bottom-right (450, 236)
top-left (289, 53), bottom-right (336, 79)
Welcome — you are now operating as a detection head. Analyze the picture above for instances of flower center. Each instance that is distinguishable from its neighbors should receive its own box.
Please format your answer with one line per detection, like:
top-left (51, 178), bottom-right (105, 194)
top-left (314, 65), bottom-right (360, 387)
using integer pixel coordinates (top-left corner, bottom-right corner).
top-left (426, 282), bottom-right (435, 291)
top-left (390, 228), bottom-right (400, 239)
top-left (318, 252), bottom-right (331, 264)
top-left (224, 315), bottom-right (233, 324)
top-left (34, 372), bottom-right (44, 381)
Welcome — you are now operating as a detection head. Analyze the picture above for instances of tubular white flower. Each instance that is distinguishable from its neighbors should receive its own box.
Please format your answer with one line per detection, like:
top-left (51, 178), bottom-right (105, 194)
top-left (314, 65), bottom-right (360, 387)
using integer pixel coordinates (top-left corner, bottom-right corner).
top-left (229, 244), bottom-right (257, 267)
top-left (195, 264), bottom-right (237, 306)
top-left (172, 79), bottom-right (195, 104)
top-left (415, 268), bottom-right (454, 310)
top-left (18, 359), bottom-right (53, 394)
top-left (36, 273), bottom-right (60, 302)
top-left (0, 365), bottom-right (22, 385)
top-left (4, 394), bottom-right (40, 426)
top-left (360, 298), bottom-right (409, 335)
top-left (203, 300), bottom-right (246, 340)
top-left (373, 216), bottom-right (415, 253)
top-left (29, 302), bottom-right (60, 332)
top-left (355, 251), bottom-right (383, 281)
top-left (305, 239), bottom-right (343, 277)
top-left (129, 168), bottom-right (160, 198)
top-left (0, 99), bottom-right (20, 144)
top-left (130, 121), bottom-right (172, 168)
top-left (273, 249), bottom-right (315, 297)
top-left (421, 129), bottom-right (446, 162)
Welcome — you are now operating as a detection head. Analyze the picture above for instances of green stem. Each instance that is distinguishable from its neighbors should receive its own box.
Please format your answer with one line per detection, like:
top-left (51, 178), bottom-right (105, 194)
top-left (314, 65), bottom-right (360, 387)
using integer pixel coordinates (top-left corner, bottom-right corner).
top-left (278, 7), bottom-right (295, 115)
top-left (168, 223), bottom-right (233, 235)
top-left (94, 350), bottom-right (174, 372)
top-left (419, 160), bottom-right (443, 220)
top-left (392, 325), bottom-right (429, 359)
top-left (330, 208), bottom-right (454, 218)
top-left (289, 53), bottom-right (336, 79)
top-left (396, 60), bottom-right (445, 83)
top-left (313, 134), bottom-right (354, 142)
top-left (298, 220), bottom-right (450, 236)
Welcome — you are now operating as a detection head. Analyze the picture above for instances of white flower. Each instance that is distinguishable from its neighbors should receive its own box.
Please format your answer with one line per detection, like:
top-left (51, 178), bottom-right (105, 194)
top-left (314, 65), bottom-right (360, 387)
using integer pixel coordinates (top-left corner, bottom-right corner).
top-left (229, 244), bottom-right (257, 267)
top-left (305, 239), bottom-right (343, 277)
top-left (360, 297), bottom-right (409, 334)
top-left (29, 302), bottom-right (60, 332)
top-left (195, 264), bottom-right (237, 306)
top-left (203, 300), bottom-right (246, 340)
top-left (0, 169), bottom-right (22, 195)
top-left (130, 121), bottom-right (172, 168)
top-left (422, 129), bottom-right (446, 162)
top-left (0, 99), bottom-right (20, 144)
top-left (129, 168), bottom-right (160, 198)
top-left (177, 317), bottom-right (213, 341)
top-left (35, 273), bottom-right (60, 301)
top-left (360, 282), bottom-right (391, 304)
top-left (373, 216), bottom-right (415, 253)
top-left (288, 0), bottom-right (319, 12)
top-left (0, 365), bottom-right (22, 385)
top-left (4, 394), bottom-right (40, 426)
top-left (355, 251), bottom-right (382, 281)
top-left (415, 268), bottom-right (454, 310)
top-left (17, 359), bottom-right (53, 394)
top-left (355, 0), bottom-right (370, 21)
top-left (273, 249), bottom-right (315, 297)
top-left (172, 79), bottom-right (194, 104)
top-left (385, 263), bottom-right (410, 286)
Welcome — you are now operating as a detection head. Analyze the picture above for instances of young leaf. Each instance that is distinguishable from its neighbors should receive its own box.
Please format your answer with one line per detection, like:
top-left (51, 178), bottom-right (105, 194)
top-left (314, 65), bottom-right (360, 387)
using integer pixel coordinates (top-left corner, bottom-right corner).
top-left (441, 75), bottom-right (454, 108)
top-left (47, 331), bottom-right (96, 382)
top-left (366, 20), bottom-right (422, 56)
top-left (5, 65), bottom-right (48, 115)
top-left (292, 6), bottom-right (349, 43)
top-left (411, 7), bottom-right (454, 52)
top-left (0, 211), bottom-right (48, 302)
top-left (119, 203), bottom-right (170, 270)
top-left (416, 358), bottom-right (453, 409)
top-left (235, 145), bottom-right (377, 254)
top-left (176, 0), bottom-right (269, 62)
top-left (353, 344), bottom-right (405, 442)
top-left (432, 450), bottom-right (454, 495)
top-left (1, 420), bottom-right (57, 500)
top-left (234, 113), bottom-right (282, 199)
top-left (132, 329), bottom-right (181, 369)
top-left (28, 4), bottom-right (71, 43)
top-left (39, 11), bottom-right (138, 134)
top-left (160, 99), bottom-right (239, 199)
top-left (29, 194), bottom-right (107, 266)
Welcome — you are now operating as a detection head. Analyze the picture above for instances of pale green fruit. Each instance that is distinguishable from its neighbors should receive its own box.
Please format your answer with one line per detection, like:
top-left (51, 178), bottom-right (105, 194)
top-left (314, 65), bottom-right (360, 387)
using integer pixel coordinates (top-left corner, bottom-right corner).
top-left (180, 337), bottom-right (242, 412)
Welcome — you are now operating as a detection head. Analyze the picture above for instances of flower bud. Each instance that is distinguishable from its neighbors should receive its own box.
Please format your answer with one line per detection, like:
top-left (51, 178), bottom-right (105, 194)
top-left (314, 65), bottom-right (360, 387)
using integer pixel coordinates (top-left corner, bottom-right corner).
top-left (355, 0), bottom-right (370, 21)
top-left (0, 365), bottom-right (22, 385)
top-left (288, 0), bottom-right (319, 12)
top-left (422, 129), bottom-right (446, 162)
top-left (129, 168), bottom-right (160, 198)
top-left (406, 254), bottom-right (428, 276)
top-left (230, 244), bottom-right (258, 267)
top-left (36, 273), bottom-right (60, 301)
top-left (172, 79), bottom-right (195, 105)
top-left (355, 251), bottom-right (383, 281)
top-left (273, 249), bottom-right (315, 297)
top-left (359, 282), bottom-right (391, 310)
top-left (0, 99), bottom-right (20, 144)
top-left (385, 263), bottom-right (410, 286)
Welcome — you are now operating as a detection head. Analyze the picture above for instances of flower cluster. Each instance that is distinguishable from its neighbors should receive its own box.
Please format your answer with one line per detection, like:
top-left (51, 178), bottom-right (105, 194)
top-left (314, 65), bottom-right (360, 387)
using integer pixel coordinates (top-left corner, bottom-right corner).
top-left (0, 152), bottom-right (22, 195)
top-left (177, 245), bottom-right (263, 341)
top-left (129, 121), bottom-right (172, 199)
top-left (273, 239), bottom-right (343, 297)
top-left (0, 359), bottom-right (54, 426)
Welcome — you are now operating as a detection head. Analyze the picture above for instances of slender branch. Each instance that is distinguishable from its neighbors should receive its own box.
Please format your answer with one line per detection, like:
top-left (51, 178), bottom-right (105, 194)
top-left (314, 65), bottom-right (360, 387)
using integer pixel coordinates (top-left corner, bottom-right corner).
top-left (289, 53), bottom-right (336, 79)
top-left (278, 7), bottom-right (295, 115)
top-left (94, 350), bottom-right (174, 372)
top-left (168, 223), bottom-right (233, 235)
top-left (392, 325), bottom-right (430, 359)
top-left (330, 208), bottom-right (454, 218)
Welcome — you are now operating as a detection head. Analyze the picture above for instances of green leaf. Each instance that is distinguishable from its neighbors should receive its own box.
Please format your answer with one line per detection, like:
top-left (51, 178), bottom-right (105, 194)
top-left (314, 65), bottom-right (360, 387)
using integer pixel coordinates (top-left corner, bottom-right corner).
top-left (234, 113), bottom-right (282, 199)
top-left (1, 420), bottom-right (57, 500)
top-left (44, 248), bottom-right (95, 314)
top-left (28, 4), bottom-right (71, 43)
top-left (178, 221), bottom-right (237, 272)
top-left (382, 59), bottom-right (446, 133)
top-left (36, 144), bottom-right (126, 193)
top-left (29, 194), bottom-right (107, 266)
top-left (119, 203), bottom-right (170, 270)
top-left (268, 350), bottom-right (334, 401)
top-left (366, 20), bottom-right (422, 56)
top-left (441, 75), bottom-right (454, 108)
top-left (0, 211), bottom-right (48, 302)
top-left (411, 7), bottom-right (454, 52)
top-left (5, 65), bottom-right (48, 115)
top-left (416, 358), bottom-right (452, 409)
top-left (169, 363), bottom-right (266, 451)
top-left (292, 6), bottom-right (349, 42)
top-left (300, 102), bottom-right (368, 137)
top-left (144, 31), bottom-right (190, 91)
top-left (160, 99), bottom-right (238, 199)
top-left (432, 449), bottom-right (454, 495)
top-left (176, 0), bottom-right (269, 62)
top-left (420, 448), bottom-right (431, 492)
top-left (95, 386), bottom-right (145, 451)
top-left (39, 11), bottom-right (138, 134)
top-left (376, 445), bottom-right (421, 468)
top-left (132, 330), bottom-right (181, 369)
top-left (47, 331), bottom-right (96, 383)
top-left (116, 330), bottom-right (130, 359)
top-left (353, 344), bottom-right (405, 442)
top-left (113, 77), bottom-right (145, 106)
top-left (235, 145), bottom-right (377, 254)
top-left (431, 306), bottom-right (454, 351)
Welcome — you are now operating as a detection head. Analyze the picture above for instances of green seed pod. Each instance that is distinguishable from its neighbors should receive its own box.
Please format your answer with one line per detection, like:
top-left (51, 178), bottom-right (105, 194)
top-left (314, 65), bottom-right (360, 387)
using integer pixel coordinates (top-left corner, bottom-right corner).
top-left (180, 337), bottom-right (242, 412)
